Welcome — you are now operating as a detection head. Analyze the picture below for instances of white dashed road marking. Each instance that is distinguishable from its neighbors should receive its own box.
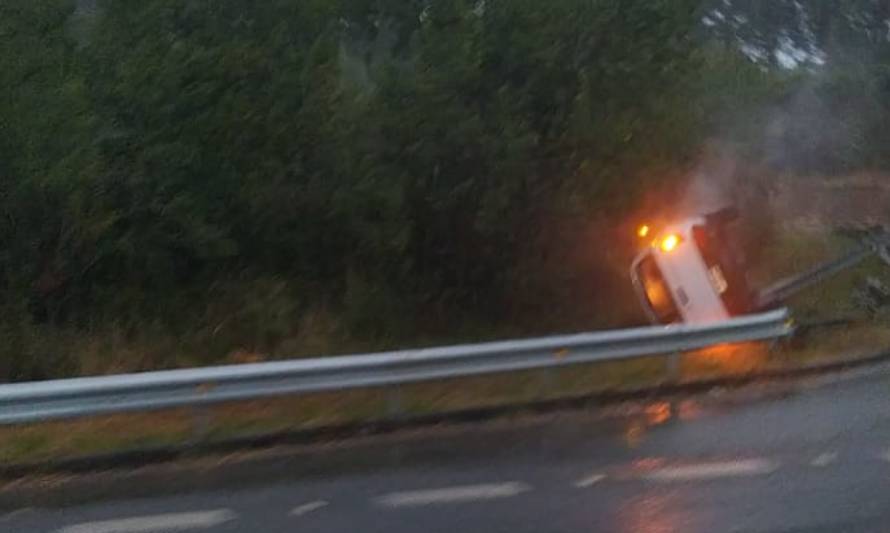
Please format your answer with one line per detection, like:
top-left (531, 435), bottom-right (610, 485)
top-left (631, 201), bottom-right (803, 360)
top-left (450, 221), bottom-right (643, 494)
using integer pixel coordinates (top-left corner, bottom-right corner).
top-left (880, 449), bottom-right (890, 463)
top-left (642, 459), bottom-right (778, 482)
top-left (376, 482), bottom-right (531, 508)
top-left (574, 473), bottom-right (606, 488)
top-left (811, 452), bottom-right (838, 467)
top-left (57, 509), bottom-right (237, 533)
top-left (290, 501), bottom-right (329, 517)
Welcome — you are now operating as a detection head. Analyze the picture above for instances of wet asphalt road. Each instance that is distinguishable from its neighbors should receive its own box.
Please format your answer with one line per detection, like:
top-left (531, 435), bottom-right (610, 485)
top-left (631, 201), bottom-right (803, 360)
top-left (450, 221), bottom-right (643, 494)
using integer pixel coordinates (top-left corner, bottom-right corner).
top-left (4, 365), bottom-right (890, 533)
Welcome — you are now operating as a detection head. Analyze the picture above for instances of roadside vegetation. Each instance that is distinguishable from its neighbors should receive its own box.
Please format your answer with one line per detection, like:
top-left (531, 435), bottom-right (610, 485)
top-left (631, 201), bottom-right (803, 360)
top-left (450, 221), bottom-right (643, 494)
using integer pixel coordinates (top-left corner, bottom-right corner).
top-left (2, 0), bottom-right (890, 381)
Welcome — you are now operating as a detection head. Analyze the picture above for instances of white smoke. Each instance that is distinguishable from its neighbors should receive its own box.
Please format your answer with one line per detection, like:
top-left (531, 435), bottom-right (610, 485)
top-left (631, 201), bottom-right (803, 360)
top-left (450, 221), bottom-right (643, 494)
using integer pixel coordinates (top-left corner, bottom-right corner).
top-left (680, 142), bottom-right (739, 215)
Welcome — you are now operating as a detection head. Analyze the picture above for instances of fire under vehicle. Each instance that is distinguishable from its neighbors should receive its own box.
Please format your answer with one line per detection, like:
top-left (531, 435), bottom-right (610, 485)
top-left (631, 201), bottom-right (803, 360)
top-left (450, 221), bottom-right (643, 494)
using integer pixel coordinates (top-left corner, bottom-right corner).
top-left (631, 207), bottom-right (890, 325)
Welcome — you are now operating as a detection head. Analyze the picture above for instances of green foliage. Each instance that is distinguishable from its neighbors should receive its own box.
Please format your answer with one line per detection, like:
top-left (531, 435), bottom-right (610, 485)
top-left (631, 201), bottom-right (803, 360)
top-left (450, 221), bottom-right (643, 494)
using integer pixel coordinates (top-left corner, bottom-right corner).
top-left (12, 0), bottom-right (873, 380)
top-left (0, 0), bottom-right (105, 326)
top-left (702, 0), bottom-right (890, 174)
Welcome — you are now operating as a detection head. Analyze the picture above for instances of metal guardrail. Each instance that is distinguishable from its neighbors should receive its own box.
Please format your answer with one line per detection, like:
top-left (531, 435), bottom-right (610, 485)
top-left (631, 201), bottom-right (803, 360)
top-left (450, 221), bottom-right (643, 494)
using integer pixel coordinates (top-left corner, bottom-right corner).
top-left (0, 309), bottom-right (792, 425)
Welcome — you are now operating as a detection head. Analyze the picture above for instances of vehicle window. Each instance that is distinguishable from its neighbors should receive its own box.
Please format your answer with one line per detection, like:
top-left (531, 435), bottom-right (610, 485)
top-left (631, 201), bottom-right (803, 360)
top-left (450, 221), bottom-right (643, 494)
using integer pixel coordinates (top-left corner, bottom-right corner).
top-left (636, 255), bottom-right (681, 324)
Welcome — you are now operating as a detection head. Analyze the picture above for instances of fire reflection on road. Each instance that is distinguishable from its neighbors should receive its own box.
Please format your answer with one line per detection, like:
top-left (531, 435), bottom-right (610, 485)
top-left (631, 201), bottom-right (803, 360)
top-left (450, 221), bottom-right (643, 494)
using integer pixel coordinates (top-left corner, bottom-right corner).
top-left (617, 489), bottom-right (698, 533)
top-left (622, 399), bottom-right (707, 448)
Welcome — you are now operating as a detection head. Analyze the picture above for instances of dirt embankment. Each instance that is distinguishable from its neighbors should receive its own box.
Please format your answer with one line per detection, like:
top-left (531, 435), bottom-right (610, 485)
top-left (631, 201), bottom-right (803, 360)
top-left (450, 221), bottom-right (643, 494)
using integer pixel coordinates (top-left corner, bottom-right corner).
top-left (769, 174), bottom-right (890, 231)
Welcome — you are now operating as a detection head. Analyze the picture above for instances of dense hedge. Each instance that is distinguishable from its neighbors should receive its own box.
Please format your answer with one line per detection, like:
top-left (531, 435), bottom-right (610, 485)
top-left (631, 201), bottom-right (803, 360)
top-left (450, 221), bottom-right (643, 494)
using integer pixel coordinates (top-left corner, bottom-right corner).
top-left (1, 0), bottom-right (887, 379)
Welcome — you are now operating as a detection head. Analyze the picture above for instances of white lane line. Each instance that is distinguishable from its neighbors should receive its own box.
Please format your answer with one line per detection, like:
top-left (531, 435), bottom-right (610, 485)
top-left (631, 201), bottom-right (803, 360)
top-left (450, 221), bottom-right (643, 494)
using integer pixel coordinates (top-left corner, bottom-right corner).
top-left (880, 449), bottom-right (890, 463)
top-left (290, 500), bottom-right (329, 517)
top-left (642, 459), bottom-right (778, 482)
top-left (811, 452), bottom-right (838, 467)
top-left (574, 473), bottom-right (606, 488)
top-left (57, 509), bottom-right (237, 533)
top-left (376, 482), bottom-right (531, 508)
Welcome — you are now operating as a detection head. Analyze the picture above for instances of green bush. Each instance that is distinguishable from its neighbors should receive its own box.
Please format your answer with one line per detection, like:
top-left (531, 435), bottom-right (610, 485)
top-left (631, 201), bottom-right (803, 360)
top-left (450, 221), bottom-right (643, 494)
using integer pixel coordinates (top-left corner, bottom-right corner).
top-left (7, 1), bottom-right (888, 379)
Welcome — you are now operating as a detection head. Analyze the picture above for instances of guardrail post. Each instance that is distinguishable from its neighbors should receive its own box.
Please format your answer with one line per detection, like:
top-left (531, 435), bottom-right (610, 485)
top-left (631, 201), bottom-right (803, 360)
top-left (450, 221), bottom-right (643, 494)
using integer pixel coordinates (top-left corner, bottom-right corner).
top-left (386, 385), bottom-right (403, 419)
top-left (541, 367), bottom-right (557, 400)
top-left (666, 351), bottom-right (682, 424)
top-left (189, 382), bottom-right (216, 444)
top-left (189, 406), bottom-right (212, 444)
top-left (667, 351), bottom-right (682, 384)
